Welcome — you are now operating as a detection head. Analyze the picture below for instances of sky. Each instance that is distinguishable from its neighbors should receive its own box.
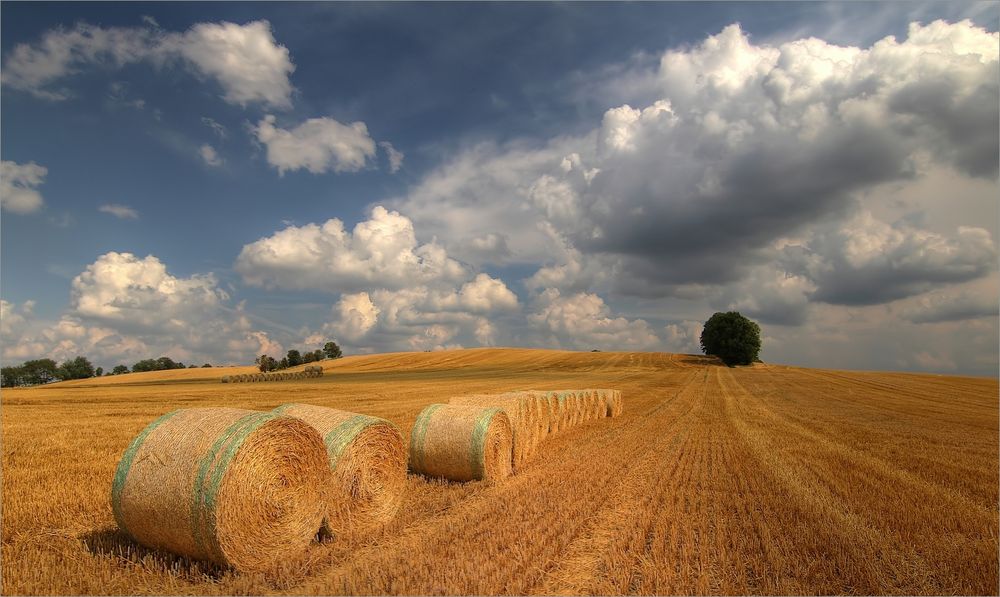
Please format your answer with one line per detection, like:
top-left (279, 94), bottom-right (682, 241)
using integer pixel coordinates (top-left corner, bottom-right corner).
top-left (1, 1), bottom-right (997, 376)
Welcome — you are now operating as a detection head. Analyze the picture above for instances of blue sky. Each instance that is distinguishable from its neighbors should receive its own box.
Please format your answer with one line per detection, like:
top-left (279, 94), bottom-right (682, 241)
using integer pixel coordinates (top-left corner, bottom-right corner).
top-left (2, 2), bottom-right (998, 375)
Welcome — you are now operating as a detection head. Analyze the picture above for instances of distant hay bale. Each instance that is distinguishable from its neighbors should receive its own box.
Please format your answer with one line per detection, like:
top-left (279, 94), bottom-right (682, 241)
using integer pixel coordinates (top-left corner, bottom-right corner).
top-left (110, 408), bottom-right (328, 572)
top-left (221, 376), bottom-right (230, 384)
top-left (506, 391), bottom-right (549, 450)
top-left (450, 394), bottom-right (537, 469)
top-left (409, 404), bottom-right (512, 483)
top-left (272, 404), bottom-right (406, 537)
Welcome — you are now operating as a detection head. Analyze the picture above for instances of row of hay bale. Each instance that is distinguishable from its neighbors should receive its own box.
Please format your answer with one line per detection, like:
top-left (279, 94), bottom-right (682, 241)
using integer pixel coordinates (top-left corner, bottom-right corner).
top-left (111, 403), bottom-right (405, 573)
top-left (409, 388), bottom-right (622, 483)
top-left (220, 366), bottom-right (323, 383)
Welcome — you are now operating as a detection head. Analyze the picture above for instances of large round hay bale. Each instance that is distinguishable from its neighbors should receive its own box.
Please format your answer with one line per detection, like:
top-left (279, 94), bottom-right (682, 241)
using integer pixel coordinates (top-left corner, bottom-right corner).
top-left (409, 404), bottom-right (512, 482)
top-left (110, 408), bottom-right (328, 572)
top-left (221, 376), bottom-right (230, 384)
top-left (272, 403), bottom-right (406, 536)
top-left (449, 395), bottom-right (534, 470)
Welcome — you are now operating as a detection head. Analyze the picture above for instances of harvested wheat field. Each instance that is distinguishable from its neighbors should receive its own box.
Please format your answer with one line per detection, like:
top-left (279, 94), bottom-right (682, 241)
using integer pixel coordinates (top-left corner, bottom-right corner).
top-left (2, 348), bottom-right (997, 595)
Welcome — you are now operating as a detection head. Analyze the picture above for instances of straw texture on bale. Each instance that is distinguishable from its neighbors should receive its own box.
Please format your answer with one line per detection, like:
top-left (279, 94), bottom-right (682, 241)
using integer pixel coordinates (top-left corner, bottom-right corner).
top-left (510, 391), bottom-right (549, 451)
top-left (603, 389), bottom-right (623, 417)
top-left (449, 394), bottom-right (536, 469)
top-left (271, 403), bottom-right (406, 537)
top-left (409, 404), bottom-right (512, 483)
top-left (220, 376), bottom-right (230, 384)
top-left (110, 407), bottom-right (329, 572)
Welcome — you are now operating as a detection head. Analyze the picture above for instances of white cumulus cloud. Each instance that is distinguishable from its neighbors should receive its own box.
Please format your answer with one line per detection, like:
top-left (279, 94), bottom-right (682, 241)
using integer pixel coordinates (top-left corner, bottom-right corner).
top-left (98, 203), bottom-right (139, 219)
top-left (235, 206), bottom-right (467, 292)
top-left (253, 114), bottom-right (377, 174)
top-left (0, 161), bottom-right (47, 214)
top-left (528, 289), bottom-right (660, 350)
top-left (2, 20), bottom-right (295, 109)
top-left (199, 144), bottom-right (223, 167)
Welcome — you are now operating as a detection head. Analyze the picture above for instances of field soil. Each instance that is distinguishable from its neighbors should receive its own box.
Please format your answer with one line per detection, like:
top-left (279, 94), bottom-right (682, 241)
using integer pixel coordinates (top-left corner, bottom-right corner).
top-left (2, 348), bottom-right (997, 595)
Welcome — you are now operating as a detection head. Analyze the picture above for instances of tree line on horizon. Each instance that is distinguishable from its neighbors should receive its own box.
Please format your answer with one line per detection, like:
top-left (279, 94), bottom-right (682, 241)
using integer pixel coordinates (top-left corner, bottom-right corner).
top-left (0, 341), bottom-right (344, 387)
top-left (256, 342), bottom-right (342, 372)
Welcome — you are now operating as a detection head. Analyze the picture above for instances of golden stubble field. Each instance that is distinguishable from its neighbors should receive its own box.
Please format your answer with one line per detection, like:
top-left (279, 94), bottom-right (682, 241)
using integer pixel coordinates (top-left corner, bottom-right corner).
top-left (2, 348), bottom-right (997, 595)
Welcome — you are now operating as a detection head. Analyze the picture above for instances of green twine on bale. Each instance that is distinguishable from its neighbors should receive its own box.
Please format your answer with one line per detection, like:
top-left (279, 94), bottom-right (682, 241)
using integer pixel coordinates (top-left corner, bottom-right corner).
top-left (325, 415), bottom-right (382, 468)
top-left (190, 412), bottom-right (277, 563)
top-left (469, 407), bottom-right (503, 480)
top-left (408, 404), bottom-right (442, 473)
top-left (110, 410), bottom-right (182, 539)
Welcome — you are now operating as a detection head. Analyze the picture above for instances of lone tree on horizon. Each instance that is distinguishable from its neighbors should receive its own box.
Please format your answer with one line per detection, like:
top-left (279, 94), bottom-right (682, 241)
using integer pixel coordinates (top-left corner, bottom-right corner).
top-left (700, 311), bottom-right (761, 367)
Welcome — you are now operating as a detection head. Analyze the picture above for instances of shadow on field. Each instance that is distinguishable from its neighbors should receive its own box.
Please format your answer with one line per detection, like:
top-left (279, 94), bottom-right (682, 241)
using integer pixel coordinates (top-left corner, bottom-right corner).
top-left (81, 527), bottom-right (223, 578)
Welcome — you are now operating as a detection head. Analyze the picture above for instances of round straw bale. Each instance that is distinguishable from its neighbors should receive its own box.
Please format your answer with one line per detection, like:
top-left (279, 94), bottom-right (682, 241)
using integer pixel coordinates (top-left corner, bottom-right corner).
top-left (576, 390), bottom-right (591, 422)
top-left (592, 389), bottom-right (606, 416)
top-left (584, 389), bottom-right (601, 420)
top-left (528, 392), bottom-right (552, 442)
top-left (506, 392), bottom-right (549, 449)
top-left (221, 376), bottom-right (230, 384)
top-left (272, 404), bottom-right (406, 536)
top-left (409, 404), bottom-right (512, 483)
top-left (583, 389), bottom-right (599, 421)
top-left (604, 389), bottom-right (623, 417)
top-left (556, 390), bottom-right (580, 428)
top-left (449, 394), bottom-right (534, 469)
top-left (110, 408), bottom-right (328, 572)
top-left (544, 392), bottom-right (560, 433)
top-left (591, 390), bottom-right (604, 419)
top-left (550, 391), bottom-right (568, 429)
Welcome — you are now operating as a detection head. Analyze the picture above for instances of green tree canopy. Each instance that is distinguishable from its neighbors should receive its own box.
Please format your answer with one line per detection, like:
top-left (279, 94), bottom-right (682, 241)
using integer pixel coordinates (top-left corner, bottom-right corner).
top-left (323, 341), bottom-right (342, 360)
top-left (21, 358), bottom-right (60, 385)
top-left (58, 356), bottom-right (95, 380)
top-left (700, 311), bottom-right (762, 367)
top-left (258, 355), bottom-right (278, 372)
